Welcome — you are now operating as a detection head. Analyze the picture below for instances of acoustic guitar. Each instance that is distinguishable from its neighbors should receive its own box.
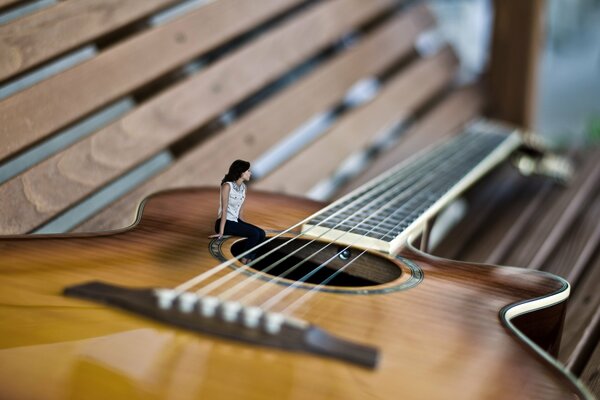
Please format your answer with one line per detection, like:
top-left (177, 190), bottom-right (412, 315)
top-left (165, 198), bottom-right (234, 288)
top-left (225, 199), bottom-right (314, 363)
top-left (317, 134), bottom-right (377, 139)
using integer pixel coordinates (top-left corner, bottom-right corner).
top-left (0, 120), bottom-right (592, 399)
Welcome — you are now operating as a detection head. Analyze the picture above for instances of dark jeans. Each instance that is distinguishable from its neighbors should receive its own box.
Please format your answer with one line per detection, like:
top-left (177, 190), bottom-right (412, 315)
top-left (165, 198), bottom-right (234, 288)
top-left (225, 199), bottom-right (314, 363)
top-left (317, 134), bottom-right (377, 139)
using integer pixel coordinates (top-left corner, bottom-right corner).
top-left (215, 218), bottom-right (266, 260)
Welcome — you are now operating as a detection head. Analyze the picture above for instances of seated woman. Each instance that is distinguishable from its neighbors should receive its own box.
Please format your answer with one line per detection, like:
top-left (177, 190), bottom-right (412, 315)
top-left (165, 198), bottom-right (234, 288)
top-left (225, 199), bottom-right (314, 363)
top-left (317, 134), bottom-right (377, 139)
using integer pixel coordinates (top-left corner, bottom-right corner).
top-left (211, 160), bottom-right (266, 264)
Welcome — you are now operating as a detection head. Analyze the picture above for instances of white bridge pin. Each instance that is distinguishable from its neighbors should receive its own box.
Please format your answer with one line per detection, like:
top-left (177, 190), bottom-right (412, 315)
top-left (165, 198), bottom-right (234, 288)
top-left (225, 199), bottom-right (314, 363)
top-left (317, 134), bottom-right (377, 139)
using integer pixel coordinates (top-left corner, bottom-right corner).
top-left (178, 292), bottom-right (198, 313)
top-left (199, 296), bottom-right (219, 317)
top-left (242, 307), bottom-right (263, 329)
top-left (221, 301), bottom-right (242, 323)
top-left (155, 289), bottom-right (177, 310)
top-left (264, 313), bottom-right (285, 334)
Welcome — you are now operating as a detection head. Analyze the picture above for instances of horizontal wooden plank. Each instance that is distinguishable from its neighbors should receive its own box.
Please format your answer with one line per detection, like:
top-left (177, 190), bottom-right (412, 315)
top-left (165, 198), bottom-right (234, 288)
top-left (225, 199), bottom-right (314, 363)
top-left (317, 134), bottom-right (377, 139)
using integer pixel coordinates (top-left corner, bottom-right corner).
top-left (437, 174), bottom-right (554, 264)
top-left (483, 179), bottom-right (555, 265)
top-left (335, 85), bottom-right (485, 197)
top-left (430, 165), bottom-right (531, 261)
top-left (0, 0), bottom-right (180, 82)
top-left (567, 304), bottom-right (600, 376)
top-left (0, 0), bottom-right (303, 163)
top-left (73, 5), bottom-right (434, 233)
top-left (0, 0), bottom-right (21, 10)
top-left (0, 0), bottom-right (395, 235)
top-left (560, 246), bottom-right (600, 363)
top-left (579, 330), bottom-right (600, 398)
top-left (504, 154), bottom-right (600, 269)
top-left (447, 151), bottom-right (600, 265)
top-left (254, 48), bottom-right (457, 196)
top-left (435, 149), bottom-right (600, 267)
top-left (541, 177), bottom-right (600, 279)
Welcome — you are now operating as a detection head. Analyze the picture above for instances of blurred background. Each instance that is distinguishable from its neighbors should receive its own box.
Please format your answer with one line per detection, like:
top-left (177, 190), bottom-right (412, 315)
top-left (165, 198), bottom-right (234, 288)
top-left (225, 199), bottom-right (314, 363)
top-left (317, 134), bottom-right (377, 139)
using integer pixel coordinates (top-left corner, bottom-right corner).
top-left (0, 0), bottom-right (599, 397)
top-left (428, 0), bottom-right (600, 146)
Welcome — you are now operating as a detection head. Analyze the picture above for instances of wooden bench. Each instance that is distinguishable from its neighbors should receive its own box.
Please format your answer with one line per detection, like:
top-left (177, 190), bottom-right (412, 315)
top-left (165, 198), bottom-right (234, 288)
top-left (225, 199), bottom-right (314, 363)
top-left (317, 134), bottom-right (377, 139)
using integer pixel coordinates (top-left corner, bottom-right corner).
top-left (0, 0), bottom-right (598, 397)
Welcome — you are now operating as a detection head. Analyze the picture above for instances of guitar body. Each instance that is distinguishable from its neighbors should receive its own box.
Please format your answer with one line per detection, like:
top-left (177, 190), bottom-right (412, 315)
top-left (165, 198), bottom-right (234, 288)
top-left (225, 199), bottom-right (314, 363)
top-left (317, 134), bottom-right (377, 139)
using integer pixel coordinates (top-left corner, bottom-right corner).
top-left (0, 188), bottom-right (586, 399)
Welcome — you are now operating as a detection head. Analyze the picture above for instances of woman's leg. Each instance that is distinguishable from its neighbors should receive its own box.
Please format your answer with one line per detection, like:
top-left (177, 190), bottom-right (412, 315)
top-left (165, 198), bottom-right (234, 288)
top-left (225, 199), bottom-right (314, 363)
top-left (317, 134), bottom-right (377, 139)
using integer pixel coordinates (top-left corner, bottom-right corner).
top-left (239, 219), bottom-right (266, 243)
top-left (225, 219), bottom-right (265, 260)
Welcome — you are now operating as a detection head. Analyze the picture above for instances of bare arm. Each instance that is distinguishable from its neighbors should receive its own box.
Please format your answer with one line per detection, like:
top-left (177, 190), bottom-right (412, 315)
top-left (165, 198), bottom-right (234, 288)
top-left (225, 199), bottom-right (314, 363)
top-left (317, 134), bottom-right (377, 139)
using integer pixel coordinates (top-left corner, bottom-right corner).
top-left (239, 199), bottom-right (246, 221)
top-left (217, 183), bottom-right (230, 236)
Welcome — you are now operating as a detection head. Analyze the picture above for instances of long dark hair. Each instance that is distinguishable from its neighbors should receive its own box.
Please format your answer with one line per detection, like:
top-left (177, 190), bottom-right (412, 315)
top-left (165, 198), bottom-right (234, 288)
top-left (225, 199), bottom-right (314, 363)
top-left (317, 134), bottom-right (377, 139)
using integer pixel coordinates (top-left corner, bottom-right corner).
top-left (221, 159), bottom-right (250, 185)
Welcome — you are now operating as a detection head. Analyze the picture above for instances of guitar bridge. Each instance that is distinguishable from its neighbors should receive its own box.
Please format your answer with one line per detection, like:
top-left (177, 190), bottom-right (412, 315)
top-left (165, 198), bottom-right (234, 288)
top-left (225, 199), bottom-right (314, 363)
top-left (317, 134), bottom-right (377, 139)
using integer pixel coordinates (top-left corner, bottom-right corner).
top-left (64, 281), bottom-right (379, 369)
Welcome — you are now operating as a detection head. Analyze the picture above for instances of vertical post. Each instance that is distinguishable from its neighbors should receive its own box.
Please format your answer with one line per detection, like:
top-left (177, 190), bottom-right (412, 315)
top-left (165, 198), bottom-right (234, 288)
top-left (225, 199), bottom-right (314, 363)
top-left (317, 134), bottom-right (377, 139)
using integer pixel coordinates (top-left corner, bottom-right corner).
top-left (487, 0), bottom-right (545, 129)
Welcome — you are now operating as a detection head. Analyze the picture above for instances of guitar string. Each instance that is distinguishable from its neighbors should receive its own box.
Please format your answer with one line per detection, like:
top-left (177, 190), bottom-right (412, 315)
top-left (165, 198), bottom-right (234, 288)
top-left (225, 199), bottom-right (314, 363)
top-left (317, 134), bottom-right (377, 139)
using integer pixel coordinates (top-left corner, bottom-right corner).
top-left (231, 169), bottom-right (446, 306)
top-left (171, 133), bottom-right (465, 295)
top-left (172, 158), bottom-right (417, 294)
top-left (173, 130), bottom-right (500, 312)
top-left (167, 132), bottom-right (503, 327)
top-left (275, 148), bottom-right (487, 315)
top-left (208, 135), bottom-right (485, 308)
top-left (257, 141), bottom-right (486, 312)
top-left (193, 133), bottom-right (474, 298)
top-left (213, 141), bottom-right (466, 304)
top-left (192, 137), bottom-right (463, 299)
top-left (184, 132), bottom-right (476, 300)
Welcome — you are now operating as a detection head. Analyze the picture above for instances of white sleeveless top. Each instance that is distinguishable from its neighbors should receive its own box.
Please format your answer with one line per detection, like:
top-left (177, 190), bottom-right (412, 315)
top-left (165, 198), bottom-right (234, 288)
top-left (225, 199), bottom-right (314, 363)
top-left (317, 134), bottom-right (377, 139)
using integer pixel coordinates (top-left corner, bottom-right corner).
top-left (218, 181), bottom-right (246, 222)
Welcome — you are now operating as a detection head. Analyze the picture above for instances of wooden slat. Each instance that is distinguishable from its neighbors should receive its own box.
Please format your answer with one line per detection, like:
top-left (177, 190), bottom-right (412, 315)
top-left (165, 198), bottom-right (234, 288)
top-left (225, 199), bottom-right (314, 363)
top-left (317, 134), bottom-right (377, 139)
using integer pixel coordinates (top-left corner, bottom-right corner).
top-left (335, 85), bottom-right (485, 197)
top-left (73, 5), bottom-right (434, 233)
top-left (437, 173), bottom-right (553, 264)
top-left (0, 0), bottom-right (181, 82)
top-left (504, 155), bottom-right (600, 268)
top-left (527, 160), bottom-right (600, 271)
top-left (540, 179), bottom-right (600, 279)
top-left (580, 337), bottom-right (600, 398)
top-left (451, 152), bottom-right (598, 266)
top-left (567, 305), bottom-right (600, 377)
top-left (484, 179), bottom-right (555, 265)
top-left (436, 151), bottom-right (600, 266)
top-left (0, 0), bottom-right (21, 10)
top-left (0, 0), bottom-right (303, 163)
top-left (431, 166), bottom-right (531, 262)
top-left (560, 251), bottom-right (600, 362)
top-left (0, 0), bottom-right (396, 235)
top-left (567, 206), bottom-right (600, 286)
top-left (255, 48), bottom-right (457, 196)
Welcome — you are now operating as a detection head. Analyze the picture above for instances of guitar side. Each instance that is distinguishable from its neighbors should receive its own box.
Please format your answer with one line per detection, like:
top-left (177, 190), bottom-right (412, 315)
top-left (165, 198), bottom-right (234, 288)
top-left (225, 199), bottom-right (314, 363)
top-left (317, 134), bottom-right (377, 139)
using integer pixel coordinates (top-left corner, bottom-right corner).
top-left (0, 188), bottom-right (590, 399)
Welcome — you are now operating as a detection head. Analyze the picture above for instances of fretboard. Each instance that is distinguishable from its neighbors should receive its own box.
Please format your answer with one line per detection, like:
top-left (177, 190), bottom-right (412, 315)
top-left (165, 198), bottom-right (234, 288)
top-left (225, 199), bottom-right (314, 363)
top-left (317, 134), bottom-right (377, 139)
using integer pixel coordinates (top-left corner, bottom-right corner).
top-left (301, 120), bottom-right (522, 254)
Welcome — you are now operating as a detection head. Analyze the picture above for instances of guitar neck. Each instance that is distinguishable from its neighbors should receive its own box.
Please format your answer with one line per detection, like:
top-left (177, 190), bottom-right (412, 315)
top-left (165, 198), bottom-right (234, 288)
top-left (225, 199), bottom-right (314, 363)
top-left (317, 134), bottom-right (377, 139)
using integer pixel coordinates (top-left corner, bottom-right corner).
top-left (302, 120), bottom-right (523, 254)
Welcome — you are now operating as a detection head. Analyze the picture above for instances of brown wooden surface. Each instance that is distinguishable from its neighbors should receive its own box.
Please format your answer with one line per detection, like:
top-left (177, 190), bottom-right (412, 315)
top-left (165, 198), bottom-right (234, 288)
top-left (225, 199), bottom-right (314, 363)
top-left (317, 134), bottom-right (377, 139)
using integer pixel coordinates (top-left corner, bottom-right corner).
top-left (0, 0), bottom-right (303, 163)
top-left (431, 164), bottom-right (534, 262)
top-left (484, 178), bottom-right (554, 266)
top-left (566, 289), bottom-right (600, 373)
top-left (71, 4), bottom-right (433, 233)
top-left (542, 175), bottom-right (600, 280)
top-left (0, 0), bottom-right (181, 82)
top-left (487, 0), bottom-right (544, 128)
top-left (0, 188), bottom-right (587, 399)
top-left (579, 317), bottom-right (600, 395)
top-left (504, 154), bottom-right (600, 269)
top-left (336, 85), bottom-right (485, 197)
top-left (0, 0), bottom-right (394, 235)
top-left (433, 152), bottom-right (600, 268)
top-left (0, 0), bottom-right (21, 10)
top-left (255, 48), bottom-right (457, 196)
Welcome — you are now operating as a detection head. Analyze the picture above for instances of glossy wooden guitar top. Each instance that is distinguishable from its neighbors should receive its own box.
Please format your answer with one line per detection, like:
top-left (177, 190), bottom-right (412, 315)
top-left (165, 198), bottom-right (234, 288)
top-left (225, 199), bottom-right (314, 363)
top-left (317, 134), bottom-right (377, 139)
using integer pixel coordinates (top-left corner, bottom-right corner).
top-left (0, 188), bottom-right (588, 399)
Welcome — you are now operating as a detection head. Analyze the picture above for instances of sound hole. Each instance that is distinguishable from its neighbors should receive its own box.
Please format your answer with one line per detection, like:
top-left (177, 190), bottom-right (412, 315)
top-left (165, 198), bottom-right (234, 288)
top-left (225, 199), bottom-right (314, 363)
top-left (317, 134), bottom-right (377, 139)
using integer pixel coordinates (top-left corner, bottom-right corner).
top-left (230, 237), bottom-right (401, 287)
